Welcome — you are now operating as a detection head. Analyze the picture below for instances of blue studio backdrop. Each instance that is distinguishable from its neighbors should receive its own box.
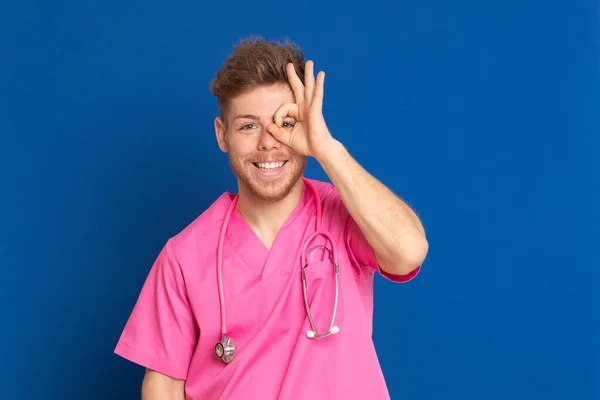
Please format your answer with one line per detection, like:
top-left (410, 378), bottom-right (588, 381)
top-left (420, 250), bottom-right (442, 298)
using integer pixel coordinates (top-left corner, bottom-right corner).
top-left (1, 0), bottom-right (598, 399)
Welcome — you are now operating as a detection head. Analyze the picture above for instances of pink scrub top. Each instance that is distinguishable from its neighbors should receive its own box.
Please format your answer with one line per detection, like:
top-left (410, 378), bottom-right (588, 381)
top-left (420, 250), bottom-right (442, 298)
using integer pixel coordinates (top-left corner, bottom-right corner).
top-left (114, 178), bottom-right (420, 399)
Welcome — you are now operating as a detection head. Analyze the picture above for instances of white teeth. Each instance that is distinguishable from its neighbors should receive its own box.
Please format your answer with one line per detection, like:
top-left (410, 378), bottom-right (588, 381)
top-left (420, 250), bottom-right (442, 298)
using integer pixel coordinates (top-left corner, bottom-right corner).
top-left (256, 162), bottom-right (285, 170)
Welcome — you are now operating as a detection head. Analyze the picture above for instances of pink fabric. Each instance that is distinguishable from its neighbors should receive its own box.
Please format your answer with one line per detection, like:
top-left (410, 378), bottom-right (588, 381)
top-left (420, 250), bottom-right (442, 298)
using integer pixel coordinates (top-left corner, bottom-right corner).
top-left (114, 179), bottom-right (420, 399)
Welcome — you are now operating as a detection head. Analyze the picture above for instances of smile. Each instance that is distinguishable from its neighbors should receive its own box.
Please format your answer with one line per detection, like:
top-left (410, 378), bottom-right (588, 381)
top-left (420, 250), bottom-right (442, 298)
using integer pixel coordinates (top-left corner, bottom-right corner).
top-left (253, 161), bottom-right (287, 171)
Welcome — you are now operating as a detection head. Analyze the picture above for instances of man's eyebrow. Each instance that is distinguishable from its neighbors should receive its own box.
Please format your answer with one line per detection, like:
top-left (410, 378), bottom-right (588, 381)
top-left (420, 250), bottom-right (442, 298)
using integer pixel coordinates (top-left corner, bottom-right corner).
top-left (233, 114), bottom-right (260, 120)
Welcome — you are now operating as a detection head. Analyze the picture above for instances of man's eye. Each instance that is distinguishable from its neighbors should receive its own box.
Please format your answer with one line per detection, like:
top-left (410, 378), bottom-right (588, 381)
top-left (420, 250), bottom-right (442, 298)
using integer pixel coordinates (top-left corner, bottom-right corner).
top-left (282, 122), bottom-right (295, 129)
top-left (240, 124), bottom-right (255, 130)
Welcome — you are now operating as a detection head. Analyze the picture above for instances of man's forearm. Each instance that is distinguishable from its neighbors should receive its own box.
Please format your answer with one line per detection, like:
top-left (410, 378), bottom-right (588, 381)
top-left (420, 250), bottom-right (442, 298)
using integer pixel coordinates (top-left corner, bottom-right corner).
top-left (141, 370), bottom-right (186, 400)
top-left (316, 139), bottom-right (428, 275)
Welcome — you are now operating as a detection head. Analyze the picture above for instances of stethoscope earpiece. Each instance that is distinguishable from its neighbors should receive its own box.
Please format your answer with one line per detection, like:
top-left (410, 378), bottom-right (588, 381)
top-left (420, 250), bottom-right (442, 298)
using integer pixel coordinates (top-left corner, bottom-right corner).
top-left (307, 325), bottom-right (339, 338)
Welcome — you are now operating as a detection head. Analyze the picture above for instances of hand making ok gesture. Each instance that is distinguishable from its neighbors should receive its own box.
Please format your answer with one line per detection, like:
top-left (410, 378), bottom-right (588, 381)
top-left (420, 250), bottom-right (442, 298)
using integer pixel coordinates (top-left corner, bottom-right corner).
top-left (267, 61), bottom-right (336, 160)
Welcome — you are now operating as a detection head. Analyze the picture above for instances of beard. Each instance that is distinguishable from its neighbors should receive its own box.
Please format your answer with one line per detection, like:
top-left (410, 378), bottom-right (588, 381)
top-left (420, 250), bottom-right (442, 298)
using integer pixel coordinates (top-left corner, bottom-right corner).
top-left (228, 153), bottom-right (307, 203)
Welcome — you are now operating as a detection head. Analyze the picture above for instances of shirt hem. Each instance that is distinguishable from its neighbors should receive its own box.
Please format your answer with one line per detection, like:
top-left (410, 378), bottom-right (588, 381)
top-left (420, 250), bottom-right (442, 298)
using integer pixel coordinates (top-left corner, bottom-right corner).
top-left (114, 339), bottom-right (189, 380)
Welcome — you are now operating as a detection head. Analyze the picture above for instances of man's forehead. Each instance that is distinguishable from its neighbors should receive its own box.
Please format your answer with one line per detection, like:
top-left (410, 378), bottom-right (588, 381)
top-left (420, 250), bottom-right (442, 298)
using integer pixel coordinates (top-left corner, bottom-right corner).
top-left (229, 84), bottom-right (294, 116)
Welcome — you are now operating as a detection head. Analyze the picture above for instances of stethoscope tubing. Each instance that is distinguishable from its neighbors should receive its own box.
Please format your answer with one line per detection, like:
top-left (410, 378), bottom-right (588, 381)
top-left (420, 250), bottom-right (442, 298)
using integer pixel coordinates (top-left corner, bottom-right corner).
top-left (216, 179), bottom-right (340, 362)
top-left (217, 195), bottom-right (239, 336)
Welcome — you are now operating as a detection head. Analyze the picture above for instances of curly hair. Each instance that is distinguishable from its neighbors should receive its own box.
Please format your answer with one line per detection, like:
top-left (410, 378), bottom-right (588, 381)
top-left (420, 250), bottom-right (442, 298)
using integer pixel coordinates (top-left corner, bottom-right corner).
top-left (210, 36), bottom-right (305, 120)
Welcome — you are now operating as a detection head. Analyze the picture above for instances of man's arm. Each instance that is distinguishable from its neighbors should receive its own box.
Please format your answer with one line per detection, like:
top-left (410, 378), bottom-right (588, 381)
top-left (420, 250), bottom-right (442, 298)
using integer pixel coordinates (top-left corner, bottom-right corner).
top-left (316, 139), bottom-right (428, 276)
top-left (141, 369), bottom-right (186, 400)
top-left (267, 61), bottom-right (427, 275)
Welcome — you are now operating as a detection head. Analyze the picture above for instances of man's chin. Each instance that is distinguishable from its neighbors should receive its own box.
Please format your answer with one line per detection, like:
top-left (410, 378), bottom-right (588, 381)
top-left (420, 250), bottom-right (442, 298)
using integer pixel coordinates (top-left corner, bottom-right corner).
top-left (236, 169), bottom-right (302, 202)
top-left (245, 178), bottom-right (295, 203)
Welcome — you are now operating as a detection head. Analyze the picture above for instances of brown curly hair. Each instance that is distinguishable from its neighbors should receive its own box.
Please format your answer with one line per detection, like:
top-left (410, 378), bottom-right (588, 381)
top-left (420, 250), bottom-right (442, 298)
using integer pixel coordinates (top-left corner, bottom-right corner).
top-left (210, 36), bottom-right (306, 121)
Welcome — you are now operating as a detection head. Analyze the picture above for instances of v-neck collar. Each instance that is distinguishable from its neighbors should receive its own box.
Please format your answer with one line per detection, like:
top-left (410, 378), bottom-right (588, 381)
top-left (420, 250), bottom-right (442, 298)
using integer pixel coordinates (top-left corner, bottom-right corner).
top-left (224, 183), bottom-right (312, 280)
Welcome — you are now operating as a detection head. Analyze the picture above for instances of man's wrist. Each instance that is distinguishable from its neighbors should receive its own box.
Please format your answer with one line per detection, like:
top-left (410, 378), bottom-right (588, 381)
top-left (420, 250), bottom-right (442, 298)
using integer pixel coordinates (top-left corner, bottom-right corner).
top-left (314, 138), bottom-right (347, 168)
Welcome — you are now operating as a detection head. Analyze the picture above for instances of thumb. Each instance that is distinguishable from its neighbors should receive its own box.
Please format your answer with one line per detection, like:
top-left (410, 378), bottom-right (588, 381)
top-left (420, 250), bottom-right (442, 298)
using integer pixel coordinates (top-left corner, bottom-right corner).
top-left (267, 122), bottom-right (290, 144)
top-left (268, 102), bottom-right (298, 144)
top-left (273, 102), bottom-right (298, 126)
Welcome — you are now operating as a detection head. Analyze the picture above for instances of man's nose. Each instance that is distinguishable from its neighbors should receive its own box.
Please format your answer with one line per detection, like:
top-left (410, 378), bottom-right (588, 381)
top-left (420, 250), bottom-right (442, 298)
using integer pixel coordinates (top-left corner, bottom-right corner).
top-left (258, 126), bottom-right (281, 150)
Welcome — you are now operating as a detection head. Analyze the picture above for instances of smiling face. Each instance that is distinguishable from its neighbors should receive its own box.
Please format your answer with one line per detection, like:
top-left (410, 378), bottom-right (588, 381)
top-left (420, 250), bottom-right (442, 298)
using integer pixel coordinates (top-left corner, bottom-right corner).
top-left (215, 83), bottom-right (307, 203)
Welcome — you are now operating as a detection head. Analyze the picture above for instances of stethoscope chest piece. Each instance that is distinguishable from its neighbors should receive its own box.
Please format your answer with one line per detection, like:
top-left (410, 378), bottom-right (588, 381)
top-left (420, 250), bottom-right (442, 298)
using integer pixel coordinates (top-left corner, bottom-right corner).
top-left (215, 333), bottom-right (235, 363)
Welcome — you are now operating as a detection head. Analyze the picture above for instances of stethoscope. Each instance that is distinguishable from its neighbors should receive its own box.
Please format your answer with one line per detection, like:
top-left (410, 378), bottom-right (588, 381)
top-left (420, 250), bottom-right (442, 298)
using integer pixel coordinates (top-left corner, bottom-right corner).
top-left (214, 178), bottom-right (340, 364)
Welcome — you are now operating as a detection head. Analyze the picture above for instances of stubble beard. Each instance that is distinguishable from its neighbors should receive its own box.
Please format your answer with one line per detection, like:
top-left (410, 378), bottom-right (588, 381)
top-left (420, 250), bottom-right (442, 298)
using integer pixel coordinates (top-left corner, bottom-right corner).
top-left (228, 154), bottom-right (307, 203)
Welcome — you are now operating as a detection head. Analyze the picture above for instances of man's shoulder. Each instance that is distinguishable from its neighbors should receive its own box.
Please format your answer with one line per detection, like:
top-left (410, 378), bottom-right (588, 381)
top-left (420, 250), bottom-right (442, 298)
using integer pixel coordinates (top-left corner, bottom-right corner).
top-left (305, 177), bottom-right (338, 200)
top-left (305, 177), bottom-right (341, 207)
top-left (167, 192), bottom-right (234, 256)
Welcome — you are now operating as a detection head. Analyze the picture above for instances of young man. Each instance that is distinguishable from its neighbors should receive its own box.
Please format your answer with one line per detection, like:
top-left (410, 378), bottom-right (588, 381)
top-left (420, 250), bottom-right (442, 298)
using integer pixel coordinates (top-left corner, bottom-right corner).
top-left (114, 37), bottom-right (428, 399)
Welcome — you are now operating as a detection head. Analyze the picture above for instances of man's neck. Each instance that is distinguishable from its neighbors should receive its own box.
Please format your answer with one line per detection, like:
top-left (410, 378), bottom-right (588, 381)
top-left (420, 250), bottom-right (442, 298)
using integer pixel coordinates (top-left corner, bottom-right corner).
top-left (236, 180), bottom-right (305, 249)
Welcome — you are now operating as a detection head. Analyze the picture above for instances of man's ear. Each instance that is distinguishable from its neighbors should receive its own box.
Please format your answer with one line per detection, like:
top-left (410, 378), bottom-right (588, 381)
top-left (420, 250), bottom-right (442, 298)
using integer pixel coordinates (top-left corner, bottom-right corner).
top-left (214, 116), bottom-right (228, 153)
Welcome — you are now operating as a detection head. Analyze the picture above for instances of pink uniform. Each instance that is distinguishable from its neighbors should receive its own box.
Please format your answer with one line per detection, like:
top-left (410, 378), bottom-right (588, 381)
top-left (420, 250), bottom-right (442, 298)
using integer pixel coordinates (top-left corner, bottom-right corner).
top-left (114, 178), bottom-right (420, 399)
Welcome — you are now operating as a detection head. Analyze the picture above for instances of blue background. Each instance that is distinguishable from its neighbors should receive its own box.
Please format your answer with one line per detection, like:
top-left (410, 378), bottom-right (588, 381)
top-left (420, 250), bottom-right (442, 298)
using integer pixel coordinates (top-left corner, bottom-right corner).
top-left (1, 0), bottom-right (598, 399)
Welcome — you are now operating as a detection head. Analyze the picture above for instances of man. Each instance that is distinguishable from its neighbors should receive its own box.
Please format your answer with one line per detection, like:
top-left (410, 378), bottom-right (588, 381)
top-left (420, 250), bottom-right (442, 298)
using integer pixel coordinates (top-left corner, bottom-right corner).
top-left (114, 37), bottom-right (428, 399)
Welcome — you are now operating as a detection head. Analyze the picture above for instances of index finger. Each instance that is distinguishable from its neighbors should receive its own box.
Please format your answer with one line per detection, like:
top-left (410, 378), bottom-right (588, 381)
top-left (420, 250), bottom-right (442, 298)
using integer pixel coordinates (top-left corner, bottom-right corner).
top-left (286, 63), bottom-right (305, 103)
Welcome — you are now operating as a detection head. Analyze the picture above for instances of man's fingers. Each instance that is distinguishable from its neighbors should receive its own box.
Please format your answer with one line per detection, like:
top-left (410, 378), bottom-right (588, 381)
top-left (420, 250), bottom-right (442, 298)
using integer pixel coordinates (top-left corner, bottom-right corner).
top-left (304, 60), bottom-right (315, 102)
top-left (273, 102), bottom-right (298, 126)
top-left (267, 122), bottom-right (289, 142)
top-left (286, 63), bottom-right (304, 103)
top-left (286, 61), bottom-right (325, 116)
top-left (312, 71), bottom-right (325, 110)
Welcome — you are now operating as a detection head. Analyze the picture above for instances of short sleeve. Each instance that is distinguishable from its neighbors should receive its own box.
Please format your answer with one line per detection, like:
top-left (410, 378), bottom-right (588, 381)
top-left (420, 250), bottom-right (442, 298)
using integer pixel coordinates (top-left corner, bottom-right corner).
top-left (322, 182), bottom-right (420, 283)
top-left (114, 239), bottom-right (198, 379)
top-left (345, 217), bottom-right (420, 283)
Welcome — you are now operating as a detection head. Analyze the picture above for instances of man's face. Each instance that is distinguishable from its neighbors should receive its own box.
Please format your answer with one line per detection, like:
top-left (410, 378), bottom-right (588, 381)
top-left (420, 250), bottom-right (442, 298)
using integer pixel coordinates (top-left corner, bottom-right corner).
top-left (214, 83), bottom-right (307, 203)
